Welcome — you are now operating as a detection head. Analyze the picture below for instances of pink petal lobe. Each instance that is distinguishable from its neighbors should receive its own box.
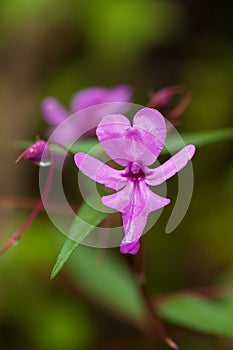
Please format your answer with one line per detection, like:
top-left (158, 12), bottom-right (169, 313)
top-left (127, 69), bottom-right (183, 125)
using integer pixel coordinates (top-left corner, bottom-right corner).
top-left (96, 114), bottom-right (131, 143)
top-left (120, 241), bottom-right (140, 255)
top-left (133, 108), bottom-right (167, 159)
top-left (101, 138), bottom-right (156, 166)
top-left (41, 97), bottom-right (68, 125)
top-left (146, 145), bottom-right (196, 186)
top-left (108, 85), bottom-right (132, 103)
top-left (120, 183), bottom-right (170, 255)
top-left (74, 153), bottom-right (126, 190)
top-left (71, 87), bottom-right (108, 112)
top-left (97, 114), bottom-right (156, 166)
top-left (102, 182), bottom-right (133, 211)
top-left (71, 85), bottom-right (131, 112)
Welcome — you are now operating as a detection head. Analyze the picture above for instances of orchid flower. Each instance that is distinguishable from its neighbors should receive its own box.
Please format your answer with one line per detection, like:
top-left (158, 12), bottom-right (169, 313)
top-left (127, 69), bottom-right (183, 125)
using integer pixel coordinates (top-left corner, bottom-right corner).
top-left (74, 108), bottom-right (195, 255)
top-left (41, 85), bottom-right (132, 140)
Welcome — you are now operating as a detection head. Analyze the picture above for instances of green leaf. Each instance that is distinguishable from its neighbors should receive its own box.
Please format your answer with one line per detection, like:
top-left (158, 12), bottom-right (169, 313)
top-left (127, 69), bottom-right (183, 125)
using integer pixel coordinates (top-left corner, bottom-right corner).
top-left (50, 203), bottom-right (107, 279)
top-left (163, 128), bottom-right (233, 154)
top-left (158, 295), bottom-right (233, 337)
top-left (181, 128), bottom-right (233, 146)
top-left (69, 139), bottom-right (100, 154)
top-left (50, 240), bottom-right (79, 280)
top-left (14, 139), bottom-right (99, 154)
top-left (66, 246), bottom-right (146, 324)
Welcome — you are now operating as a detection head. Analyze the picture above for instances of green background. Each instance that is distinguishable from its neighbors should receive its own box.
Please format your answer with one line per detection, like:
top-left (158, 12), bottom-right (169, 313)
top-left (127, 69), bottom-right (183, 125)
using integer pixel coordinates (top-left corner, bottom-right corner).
top-left (0, 0), bottom-right (232, 349)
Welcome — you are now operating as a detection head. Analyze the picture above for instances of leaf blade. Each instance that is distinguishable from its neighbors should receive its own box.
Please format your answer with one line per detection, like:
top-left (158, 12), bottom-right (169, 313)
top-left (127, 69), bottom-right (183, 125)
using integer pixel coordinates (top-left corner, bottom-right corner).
top-left (163, 128), bottom-right (233, 154)
top-left (66, 246), bottom-right (146, 324)
top-left (50, 203), bottom-right (107, 279)
top-left (14, 139), bottom-right (99, 154)
top-left (158, 295), bottom-right (233, 337)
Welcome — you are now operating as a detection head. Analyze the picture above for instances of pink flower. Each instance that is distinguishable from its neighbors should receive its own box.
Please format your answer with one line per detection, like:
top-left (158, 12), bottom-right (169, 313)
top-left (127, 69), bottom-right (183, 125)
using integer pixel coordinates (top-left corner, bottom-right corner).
top-left (41, 85), bottom-right (132, 141)
top-left (74, 108), bottom-right (195, 255)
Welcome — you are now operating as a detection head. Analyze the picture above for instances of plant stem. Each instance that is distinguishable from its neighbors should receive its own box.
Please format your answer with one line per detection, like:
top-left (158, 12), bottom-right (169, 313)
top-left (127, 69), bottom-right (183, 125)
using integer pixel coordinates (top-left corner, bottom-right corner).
top-left (127, 241), bottom-right (179, 350)
top-left (0, 164), bottom-right (54, 255)
top-left (0, 140), bottom-right (75, 256)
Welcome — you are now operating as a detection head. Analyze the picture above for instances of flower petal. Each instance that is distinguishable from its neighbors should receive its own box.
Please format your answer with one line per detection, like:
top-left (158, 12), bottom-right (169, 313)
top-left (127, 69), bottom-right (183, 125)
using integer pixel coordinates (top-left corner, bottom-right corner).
top-left (146, 145), bottom-right (196, 186)
top-left (144, 188), bottom-right (170, 212)
top-left (97, 115), bottom-right (156, 165)
top-left (106, 85), bottom-right (132, 103)
top-left (101, 138), bottom-right (156, 166)
top-left (71, 87), bottom-right (108, 112)
top-left (96, 114), bottom-right (131, 142)
top-left (71, 85), bottom-right (131, 112)
top-left (74, 152), bottom-right (126, 190)
top-left (133, 107), bottom-right (167, 159)
top-left (102, 182), bottom-right (134, 211)
top-left (120, 183), bottom-right (170, 254)
top-left (120, 241), bottom-right (140, 255)
top-left (41, 97), bottom-right (68, 126)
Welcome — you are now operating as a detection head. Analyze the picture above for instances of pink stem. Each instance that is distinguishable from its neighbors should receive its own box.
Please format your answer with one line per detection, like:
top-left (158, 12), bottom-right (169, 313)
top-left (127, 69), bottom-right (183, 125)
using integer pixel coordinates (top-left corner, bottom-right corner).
top-left (0, 164), bottom-right (54, 255)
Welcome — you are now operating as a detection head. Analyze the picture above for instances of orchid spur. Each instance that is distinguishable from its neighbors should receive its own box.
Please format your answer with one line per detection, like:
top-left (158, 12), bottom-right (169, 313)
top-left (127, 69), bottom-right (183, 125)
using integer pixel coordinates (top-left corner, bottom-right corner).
top-left (74, 108), bottom-right (195, 255)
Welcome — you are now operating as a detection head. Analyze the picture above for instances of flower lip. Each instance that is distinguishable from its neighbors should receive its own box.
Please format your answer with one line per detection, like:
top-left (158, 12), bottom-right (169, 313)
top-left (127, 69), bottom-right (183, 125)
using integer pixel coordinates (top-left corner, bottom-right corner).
top-left (122, 162), bottom-right (145, 182)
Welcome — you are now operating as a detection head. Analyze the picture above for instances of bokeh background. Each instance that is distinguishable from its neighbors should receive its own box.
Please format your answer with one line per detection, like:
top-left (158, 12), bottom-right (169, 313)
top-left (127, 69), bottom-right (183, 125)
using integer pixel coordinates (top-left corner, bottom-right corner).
top-left (0, 0), bottom-right (232, 349)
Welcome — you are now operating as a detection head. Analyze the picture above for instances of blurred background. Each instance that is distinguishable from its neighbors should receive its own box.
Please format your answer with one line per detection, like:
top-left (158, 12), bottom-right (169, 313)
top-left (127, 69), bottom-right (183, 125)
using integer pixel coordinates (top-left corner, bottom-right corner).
top-left (0, 0), bottom-right (232, 349)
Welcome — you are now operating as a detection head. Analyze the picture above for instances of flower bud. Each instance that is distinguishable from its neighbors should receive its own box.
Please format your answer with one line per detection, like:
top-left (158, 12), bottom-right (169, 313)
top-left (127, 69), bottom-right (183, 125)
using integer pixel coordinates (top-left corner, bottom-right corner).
top-left (16, 140), bottom-right (51, 167)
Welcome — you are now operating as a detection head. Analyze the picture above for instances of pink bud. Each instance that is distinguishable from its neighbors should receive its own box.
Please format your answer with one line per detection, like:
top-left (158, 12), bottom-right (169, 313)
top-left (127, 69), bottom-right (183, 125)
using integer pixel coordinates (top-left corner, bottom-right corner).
top-left (16, 140), bottom-right (51, 167)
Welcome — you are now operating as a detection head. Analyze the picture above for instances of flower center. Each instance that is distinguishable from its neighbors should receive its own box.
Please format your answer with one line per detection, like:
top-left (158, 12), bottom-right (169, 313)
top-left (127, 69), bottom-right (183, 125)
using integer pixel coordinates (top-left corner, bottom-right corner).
top-left (123, 162), bottom-right (145, 182)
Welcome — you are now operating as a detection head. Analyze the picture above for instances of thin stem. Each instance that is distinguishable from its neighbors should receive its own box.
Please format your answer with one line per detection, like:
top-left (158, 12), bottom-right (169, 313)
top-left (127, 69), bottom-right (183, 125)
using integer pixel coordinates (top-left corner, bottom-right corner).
top-left (48, 141), bottom-right (75, 157)
top-left (127, 241), bottom-right (179, 350)
top-left (0, 164), bottom-right (54, 255)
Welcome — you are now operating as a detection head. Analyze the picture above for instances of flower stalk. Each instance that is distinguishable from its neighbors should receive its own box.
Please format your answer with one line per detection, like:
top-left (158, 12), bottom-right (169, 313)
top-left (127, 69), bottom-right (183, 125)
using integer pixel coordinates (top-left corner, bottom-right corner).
top-left (0, 160), bottom-right (54, 256)
top-left (127, 241), bottom-right (179, 349)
